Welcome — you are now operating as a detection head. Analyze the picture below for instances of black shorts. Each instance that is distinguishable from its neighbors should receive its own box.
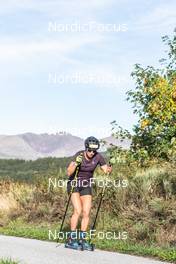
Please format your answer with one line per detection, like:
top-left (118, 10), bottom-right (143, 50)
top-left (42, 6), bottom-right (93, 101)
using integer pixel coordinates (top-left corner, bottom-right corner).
top-left (67, 181), bottom-right (92, 196)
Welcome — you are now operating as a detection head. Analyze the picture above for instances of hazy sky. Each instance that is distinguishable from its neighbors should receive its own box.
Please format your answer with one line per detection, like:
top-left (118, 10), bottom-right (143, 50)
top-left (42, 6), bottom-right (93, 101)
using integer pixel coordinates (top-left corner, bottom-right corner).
top-left (0, 0), bottom-right (176, 138)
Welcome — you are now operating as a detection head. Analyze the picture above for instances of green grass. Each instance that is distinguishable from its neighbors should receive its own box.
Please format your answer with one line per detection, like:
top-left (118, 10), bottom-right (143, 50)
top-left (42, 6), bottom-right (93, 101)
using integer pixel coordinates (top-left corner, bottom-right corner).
top-left (0, 219), bottom-right (50, 241)
top-left (95, 239), bottom-right (176, 262)
top-left (0, 258), bottom-right (19, 264)
top-left (0, 220), bottom-right (175, 262)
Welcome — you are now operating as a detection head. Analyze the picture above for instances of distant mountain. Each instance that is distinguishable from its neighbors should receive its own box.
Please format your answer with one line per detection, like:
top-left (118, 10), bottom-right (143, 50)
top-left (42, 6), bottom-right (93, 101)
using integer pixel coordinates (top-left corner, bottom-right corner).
top-left (0, 133), bottom-right (84, 160)
top-left (19, 133), bottom-right (84, 155)
top-left (0, 132), bottom-right (131, 160)
top-left (0, 135), bottom-right (40, 160)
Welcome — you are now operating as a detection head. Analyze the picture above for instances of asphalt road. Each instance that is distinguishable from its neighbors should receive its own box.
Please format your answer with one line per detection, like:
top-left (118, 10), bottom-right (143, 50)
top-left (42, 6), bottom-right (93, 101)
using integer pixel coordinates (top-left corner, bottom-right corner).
top-left (0, 235), bottom-right (171, 264)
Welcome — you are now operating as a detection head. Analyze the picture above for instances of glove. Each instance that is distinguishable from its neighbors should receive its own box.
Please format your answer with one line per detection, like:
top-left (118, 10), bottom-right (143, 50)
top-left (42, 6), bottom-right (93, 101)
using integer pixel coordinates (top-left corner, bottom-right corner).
top-left (75, 154), bottom-right (83, 166)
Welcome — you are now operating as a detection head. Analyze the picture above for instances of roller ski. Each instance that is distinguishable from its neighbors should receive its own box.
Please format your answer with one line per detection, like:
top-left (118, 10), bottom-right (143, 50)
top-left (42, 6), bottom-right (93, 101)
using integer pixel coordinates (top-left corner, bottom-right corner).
top-left (65, 232), bottom-right (83, 251)
top-left (79, 239), bottom-right (95, 251)
top-left (78, 231), bottom-right (95, 251)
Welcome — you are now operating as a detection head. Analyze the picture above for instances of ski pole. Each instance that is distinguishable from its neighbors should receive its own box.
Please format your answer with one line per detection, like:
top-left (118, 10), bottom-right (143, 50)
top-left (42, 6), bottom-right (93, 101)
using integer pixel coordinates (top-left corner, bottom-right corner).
top-left (91, 159), bottom-right (114, 232)
top-left (56, 157), bottom-right (82, 245)
top-left (91, 182), bottom-right (106, 231)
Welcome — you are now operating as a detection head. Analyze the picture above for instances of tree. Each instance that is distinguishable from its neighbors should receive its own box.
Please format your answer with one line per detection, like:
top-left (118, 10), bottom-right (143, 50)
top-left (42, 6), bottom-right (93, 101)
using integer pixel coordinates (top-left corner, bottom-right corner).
top-left (126, 33), bottom-right (176, 163)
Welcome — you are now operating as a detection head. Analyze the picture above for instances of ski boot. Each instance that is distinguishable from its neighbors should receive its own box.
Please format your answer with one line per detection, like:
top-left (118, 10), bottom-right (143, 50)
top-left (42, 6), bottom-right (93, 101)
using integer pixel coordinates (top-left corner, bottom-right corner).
top-left (65, 231), bottom-right (83, 251)
top-left (78, 231), bottom-right (95, 251)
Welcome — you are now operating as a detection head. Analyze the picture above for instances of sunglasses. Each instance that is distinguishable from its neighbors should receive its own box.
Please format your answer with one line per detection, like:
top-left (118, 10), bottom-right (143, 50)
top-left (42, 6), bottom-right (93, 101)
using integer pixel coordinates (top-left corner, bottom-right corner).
top-left (87, 149), bottom-right (97, 153)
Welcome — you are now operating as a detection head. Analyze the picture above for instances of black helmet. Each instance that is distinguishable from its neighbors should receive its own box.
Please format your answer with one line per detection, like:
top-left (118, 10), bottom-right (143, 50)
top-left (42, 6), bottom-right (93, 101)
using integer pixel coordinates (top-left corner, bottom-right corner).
top-left (84, 136), bottom-right (100, 150)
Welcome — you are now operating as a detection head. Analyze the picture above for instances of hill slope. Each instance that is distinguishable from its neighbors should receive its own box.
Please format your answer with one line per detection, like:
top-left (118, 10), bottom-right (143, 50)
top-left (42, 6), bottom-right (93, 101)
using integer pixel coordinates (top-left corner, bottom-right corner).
top-left (0, 133), bottom-right (130, 160)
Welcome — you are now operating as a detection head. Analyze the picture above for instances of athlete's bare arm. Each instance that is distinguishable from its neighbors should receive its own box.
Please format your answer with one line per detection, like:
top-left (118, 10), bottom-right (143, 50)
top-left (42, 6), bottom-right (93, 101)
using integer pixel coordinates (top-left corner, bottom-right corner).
top-left (67, 161), bottom-right (77, 177)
